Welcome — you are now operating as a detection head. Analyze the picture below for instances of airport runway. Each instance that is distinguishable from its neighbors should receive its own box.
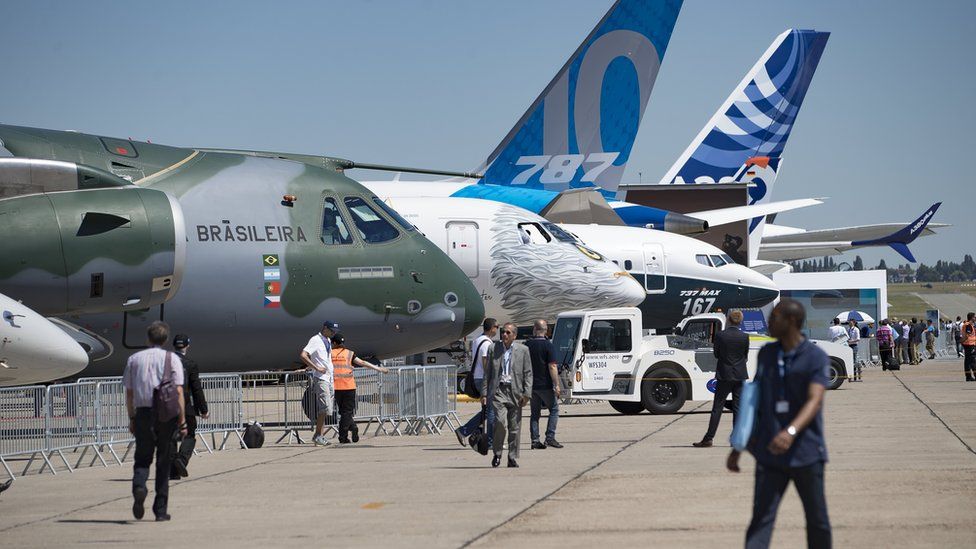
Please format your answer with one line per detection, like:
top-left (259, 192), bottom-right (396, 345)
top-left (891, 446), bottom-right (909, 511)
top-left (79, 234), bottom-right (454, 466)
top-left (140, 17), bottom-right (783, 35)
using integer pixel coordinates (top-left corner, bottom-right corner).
top-left (1, 359), bottom-right (974, 548)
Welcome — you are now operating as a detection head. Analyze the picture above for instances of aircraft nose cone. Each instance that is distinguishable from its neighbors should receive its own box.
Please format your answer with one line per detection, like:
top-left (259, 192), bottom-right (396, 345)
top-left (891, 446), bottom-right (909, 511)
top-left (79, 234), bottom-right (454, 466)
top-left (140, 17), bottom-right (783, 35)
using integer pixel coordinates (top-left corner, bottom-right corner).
top-left (459, 280), bottom-right (485, 336)
top-left (615, 272), bottom-right (647, 307)
top-left (744, 269), bottom-right (779, 306)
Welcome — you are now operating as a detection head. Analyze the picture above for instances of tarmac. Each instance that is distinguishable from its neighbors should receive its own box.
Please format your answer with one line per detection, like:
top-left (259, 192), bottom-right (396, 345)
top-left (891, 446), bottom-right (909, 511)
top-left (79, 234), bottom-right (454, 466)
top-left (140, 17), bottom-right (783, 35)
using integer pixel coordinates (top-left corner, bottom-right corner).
top-left (1, 358), bottom-right (974, 548)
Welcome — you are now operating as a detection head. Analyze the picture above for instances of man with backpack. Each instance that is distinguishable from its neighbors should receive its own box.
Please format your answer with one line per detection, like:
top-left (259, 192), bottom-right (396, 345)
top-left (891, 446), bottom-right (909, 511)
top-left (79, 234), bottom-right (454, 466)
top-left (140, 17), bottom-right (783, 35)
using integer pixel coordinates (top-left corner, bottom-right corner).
top-left (876, 319), bottom-right (896, 371)
top-left (962, 313), bottom-right (976, 382)
top-left (454, 318), bottom-right (498, 447)
top-left (123, 321), bottom-right (187, 522)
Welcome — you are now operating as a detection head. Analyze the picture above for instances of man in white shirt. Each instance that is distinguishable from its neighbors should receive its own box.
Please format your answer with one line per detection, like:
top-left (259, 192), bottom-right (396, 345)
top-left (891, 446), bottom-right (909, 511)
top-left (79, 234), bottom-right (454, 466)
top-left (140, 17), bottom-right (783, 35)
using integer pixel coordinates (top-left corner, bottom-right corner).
top-left (123, 321), bottom-right (186, 522)
top-left (847, 320), bottom-right (862, 381)
top-left (300, 321), bottom-right (339, 446)
top-left (827, 318), bottom-right (847, 343)
top-left (454, 318), bottom-right (498, 446)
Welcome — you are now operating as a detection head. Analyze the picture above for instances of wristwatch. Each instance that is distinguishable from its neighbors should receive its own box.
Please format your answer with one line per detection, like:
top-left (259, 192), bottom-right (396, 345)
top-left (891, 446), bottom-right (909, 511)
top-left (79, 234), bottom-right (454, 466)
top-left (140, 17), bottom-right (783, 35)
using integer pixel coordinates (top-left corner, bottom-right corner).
top-left (786, 425), bottom-right (797, 436)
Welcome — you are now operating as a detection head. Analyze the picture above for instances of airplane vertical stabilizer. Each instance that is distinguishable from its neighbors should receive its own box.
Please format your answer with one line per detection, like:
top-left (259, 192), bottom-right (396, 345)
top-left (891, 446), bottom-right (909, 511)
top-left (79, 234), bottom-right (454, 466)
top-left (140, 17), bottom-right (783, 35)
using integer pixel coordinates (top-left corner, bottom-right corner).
top-left (480, 0), bottom-right (682, 192)
top-left (660, 29), bottom-right (828, 187)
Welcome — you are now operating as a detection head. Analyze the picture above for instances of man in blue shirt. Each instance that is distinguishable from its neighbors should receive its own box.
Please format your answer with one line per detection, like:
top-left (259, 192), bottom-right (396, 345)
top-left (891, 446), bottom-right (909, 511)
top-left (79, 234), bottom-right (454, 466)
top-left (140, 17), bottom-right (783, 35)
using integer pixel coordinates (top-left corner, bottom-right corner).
top-left (727, 299), bottom-right (832, 549)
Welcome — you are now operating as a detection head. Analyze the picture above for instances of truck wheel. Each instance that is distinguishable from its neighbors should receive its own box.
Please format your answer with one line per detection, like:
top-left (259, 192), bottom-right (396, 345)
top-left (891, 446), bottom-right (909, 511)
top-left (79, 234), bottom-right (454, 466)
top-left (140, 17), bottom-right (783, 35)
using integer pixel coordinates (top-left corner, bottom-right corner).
top-left (827, 358), bottom-right (845, 390)
top-left (641, 367), bottom-right (688, 414)
top-left (609, 401), bottom-right (644, 415)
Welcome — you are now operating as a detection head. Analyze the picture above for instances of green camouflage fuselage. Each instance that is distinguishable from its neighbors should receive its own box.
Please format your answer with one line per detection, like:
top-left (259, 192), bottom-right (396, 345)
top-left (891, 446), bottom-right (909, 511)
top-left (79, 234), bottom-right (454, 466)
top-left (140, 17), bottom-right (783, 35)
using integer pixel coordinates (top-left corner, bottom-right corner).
top-left (0, 125), bottom-right (484, 374)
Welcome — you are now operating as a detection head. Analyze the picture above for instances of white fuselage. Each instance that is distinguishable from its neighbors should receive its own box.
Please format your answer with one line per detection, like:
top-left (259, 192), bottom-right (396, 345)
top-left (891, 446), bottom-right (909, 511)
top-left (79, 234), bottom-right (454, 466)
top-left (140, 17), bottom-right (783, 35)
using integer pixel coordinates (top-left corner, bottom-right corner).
top-left (0, 294), bottom-right (89, 386)
top-left (378, 195), bottom-right (645, 325)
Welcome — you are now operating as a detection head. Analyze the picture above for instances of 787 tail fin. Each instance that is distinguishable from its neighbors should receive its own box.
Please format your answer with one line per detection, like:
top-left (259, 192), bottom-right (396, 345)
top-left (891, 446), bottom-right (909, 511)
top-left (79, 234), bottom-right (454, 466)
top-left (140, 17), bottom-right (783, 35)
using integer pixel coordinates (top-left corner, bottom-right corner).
top-left (480, 0), bottom-right (682, 192)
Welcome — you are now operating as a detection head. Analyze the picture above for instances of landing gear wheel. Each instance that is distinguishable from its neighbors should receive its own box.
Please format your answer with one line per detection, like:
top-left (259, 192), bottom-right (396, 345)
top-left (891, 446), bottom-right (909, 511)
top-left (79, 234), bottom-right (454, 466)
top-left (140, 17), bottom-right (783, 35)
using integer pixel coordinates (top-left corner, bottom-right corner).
top-left (641, 367), bottom-right (688, 414)
top-left (609, 400), bottom-right (644, 415)
top-left (826, 359), bottom-right (845, 390)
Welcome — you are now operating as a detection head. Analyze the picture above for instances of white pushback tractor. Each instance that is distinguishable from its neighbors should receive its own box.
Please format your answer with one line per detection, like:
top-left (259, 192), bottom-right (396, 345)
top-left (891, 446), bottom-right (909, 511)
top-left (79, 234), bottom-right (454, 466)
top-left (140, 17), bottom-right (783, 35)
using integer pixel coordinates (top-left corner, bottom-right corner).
top-left (552, 308), bottom-right (852, 414)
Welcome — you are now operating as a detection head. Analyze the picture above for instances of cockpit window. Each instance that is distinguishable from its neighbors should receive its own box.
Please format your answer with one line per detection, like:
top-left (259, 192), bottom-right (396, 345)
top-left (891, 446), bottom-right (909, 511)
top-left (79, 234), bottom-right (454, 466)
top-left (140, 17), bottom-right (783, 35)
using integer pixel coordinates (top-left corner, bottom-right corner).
top-left (343, 196), bottom-right (400, 243)
top-left (372, 197), bottom-right (416, 231)
top-left (721, 254), bottom-right (735, 264)
top-left (542, 222), bottom-right (577, 243)
top-left (321, 198), bottom-right (353, 245)
top-left (710, 255), bottom-right (727, 267)
top-left (517, 222), bottom-right (551, 244)
top-left (695, 254), bottom-right (711, 267)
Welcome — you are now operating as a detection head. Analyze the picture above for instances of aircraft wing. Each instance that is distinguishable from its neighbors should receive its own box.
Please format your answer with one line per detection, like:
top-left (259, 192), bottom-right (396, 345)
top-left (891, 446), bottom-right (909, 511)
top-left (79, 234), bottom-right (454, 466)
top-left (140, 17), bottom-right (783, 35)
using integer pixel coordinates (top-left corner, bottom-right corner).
top-left (758, 203), bottom-right (946, 262)
top-left (687, 198), bottom-right (823, 229)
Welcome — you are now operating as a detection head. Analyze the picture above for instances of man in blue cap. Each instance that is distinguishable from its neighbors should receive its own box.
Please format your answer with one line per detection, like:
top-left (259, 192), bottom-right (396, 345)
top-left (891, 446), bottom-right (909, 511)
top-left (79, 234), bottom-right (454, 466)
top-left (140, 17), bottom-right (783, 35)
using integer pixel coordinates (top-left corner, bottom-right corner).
top-left (300, 321), bottom-right (339, 446)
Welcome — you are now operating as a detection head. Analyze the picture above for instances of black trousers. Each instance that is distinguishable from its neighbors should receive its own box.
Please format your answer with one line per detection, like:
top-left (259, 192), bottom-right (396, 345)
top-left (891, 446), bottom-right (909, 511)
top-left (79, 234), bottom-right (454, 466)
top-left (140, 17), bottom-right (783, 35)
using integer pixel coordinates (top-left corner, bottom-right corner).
top-left (964, 345), bottom-right (976, 380)
top-left (334, 389), bottom-right (357, 442)
top-left (746, 461), bottom-right (832, 549)
top-left (879, 348), bottom-right (894, 370)
top-left (171, 412), bottom-right (197, 475)
top-left (704, 380), bottom-right (742, 441)
top-left (132, 407), bottom-right (178, 516)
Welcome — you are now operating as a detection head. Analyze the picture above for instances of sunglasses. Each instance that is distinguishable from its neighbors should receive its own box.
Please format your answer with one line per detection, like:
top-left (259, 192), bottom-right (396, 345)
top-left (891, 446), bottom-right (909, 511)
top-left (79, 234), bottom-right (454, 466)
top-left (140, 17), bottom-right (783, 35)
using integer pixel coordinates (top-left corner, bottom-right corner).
top-left (501, 330), bottom-right (513, 335)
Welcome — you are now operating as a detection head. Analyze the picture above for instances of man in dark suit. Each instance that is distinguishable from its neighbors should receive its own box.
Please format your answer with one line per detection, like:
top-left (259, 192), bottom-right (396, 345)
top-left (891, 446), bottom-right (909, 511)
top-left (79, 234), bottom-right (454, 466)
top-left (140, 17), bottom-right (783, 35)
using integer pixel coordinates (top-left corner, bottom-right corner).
top-left (694, 310), bottom-right (750, 448)
top-left (170, 334), bottom-right (208, 479)
top-left (482, 322), bottom-right (533, 468)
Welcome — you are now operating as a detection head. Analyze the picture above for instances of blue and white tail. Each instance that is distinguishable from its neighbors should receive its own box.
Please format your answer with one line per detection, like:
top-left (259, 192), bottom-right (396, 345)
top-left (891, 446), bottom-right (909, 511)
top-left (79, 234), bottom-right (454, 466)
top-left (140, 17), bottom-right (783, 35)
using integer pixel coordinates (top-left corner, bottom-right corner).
top-left (660, 28), bottom-right (828, 264)
top-left (479, 0), bottom-right (682, 192)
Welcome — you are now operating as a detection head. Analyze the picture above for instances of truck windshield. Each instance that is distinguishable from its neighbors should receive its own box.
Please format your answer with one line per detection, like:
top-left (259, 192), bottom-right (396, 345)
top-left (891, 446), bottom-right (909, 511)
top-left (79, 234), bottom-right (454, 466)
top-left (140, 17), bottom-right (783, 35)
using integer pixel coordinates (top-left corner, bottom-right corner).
top-left (552, 317), bottom-right (583, 369)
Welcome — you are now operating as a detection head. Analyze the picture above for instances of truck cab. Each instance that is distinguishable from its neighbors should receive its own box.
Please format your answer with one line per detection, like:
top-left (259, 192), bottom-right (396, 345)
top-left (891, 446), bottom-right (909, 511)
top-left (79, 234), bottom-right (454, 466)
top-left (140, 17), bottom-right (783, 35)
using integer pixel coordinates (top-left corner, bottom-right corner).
top-left (554, 307), bottom-right (851, 415)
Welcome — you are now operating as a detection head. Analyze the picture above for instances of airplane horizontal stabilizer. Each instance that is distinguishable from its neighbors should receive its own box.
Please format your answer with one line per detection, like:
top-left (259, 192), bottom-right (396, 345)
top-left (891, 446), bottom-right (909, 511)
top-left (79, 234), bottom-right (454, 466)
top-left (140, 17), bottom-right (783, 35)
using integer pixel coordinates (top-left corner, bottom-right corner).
top-left (688, 197), bottom-right (822, 228)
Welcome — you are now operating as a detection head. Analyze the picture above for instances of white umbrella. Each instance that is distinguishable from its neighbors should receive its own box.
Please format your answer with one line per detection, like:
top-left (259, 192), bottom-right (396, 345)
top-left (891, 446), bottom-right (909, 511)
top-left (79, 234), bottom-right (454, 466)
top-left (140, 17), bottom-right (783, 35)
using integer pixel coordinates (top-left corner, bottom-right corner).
top-left (835, 310), bottom-right (875, 324)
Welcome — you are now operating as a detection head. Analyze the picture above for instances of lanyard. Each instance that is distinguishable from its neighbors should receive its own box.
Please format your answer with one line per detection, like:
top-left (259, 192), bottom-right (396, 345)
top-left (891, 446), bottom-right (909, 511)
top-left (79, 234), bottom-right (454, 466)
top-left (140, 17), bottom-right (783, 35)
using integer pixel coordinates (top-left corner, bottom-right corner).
top-left (775, 348), bottom-right (795, 402)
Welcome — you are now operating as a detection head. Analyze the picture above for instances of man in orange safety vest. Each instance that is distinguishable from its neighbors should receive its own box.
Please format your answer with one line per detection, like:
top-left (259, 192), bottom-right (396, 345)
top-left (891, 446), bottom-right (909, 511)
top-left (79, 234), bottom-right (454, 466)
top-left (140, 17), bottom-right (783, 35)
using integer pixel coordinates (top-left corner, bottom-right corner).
top-left (331, 334), bottom-right (390, 443)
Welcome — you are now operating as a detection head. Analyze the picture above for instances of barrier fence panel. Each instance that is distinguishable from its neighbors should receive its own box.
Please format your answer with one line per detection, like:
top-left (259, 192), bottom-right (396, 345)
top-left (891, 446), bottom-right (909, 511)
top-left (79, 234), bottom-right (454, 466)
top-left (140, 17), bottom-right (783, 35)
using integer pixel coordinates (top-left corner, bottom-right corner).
top-left (45, 381), bottom-right (106, 473)
top-left (0, 385), bottom-right (52, 480)
top-left (195, 375), bottom-right (245, 452)
top-left (95, 380), bottom-right (133, 466)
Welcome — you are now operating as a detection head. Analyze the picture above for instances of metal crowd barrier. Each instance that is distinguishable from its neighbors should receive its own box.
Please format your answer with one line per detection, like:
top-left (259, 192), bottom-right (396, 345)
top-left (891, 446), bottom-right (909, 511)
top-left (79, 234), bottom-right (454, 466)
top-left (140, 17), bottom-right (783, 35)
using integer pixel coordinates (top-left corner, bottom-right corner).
top-left (0, 375), bottom-right (244, 482)
top-left (1, 364), bottom-right (459, 481)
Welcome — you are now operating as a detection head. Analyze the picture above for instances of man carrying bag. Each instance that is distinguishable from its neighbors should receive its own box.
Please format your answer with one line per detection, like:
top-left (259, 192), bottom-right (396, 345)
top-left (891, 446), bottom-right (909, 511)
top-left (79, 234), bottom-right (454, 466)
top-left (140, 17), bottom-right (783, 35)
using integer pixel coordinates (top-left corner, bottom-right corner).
top-left (124, 321), bottom-right (187, 522)
top-left (454, 319), bottom-right (497, 446)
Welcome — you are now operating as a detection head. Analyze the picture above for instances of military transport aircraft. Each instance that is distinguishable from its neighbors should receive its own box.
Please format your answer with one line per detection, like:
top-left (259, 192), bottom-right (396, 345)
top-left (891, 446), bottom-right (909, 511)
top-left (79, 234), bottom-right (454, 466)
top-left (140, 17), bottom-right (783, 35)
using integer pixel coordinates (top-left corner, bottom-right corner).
top-left (0, 125), bottom-right (484, 380)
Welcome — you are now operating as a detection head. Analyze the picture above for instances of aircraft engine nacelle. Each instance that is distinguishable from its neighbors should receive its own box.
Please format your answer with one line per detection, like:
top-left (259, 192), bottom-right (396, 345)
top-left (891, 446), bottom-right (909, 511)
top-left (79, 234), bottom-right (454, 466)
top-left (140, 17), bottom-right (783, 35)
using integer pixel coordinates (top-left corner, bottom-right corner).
top-left (0, 159), bottom-right (185, 315)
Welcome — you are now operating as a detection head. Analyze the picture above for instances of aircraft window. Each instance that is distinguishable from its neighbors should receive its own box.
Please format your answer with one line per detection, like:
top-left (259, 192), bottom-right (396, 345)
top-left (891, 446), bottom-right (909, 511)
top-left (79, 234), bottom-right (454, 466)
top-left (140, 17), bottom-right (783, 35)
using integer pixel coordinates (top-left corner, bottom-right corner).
top-left (517, 223), bottom-right (552, 244)
top-left (542, 222), bottom-right (577, 243)
top-left (343, 197), bottom-right (400, 243)
top-left (587, 319), bottom-right (632, 353)
top-left (321, 198), bottom-right (353, 245)
top-left (695, 254), bottom-right (712, 267)
top-left (721, 254), bottom-right (735, 264)
top-left (710, 255), bottom-right (727, 267)
top-left (612, 260), bottom-right (619, 266)
top-left (624, 260), bottom-right (633, 271)
top-left (372, 197), bottom-right (416, 231)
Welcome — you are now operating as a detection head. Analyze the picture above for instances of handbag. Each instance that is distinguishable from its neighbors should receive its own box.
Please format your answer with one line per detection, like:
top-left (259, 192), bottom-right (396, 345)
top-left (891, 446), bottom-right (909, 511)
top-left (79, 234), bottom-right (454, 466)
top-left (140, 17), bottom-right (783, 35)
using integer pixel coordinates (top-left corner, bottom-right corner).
top-left (730, 363), bottom-right (762, 452)
top-left (463, 340), bottom-right (490, 399)
top-left (152, 352), bottom-right (182, 422)
top-left (467, 405), bottom-right (490, 455)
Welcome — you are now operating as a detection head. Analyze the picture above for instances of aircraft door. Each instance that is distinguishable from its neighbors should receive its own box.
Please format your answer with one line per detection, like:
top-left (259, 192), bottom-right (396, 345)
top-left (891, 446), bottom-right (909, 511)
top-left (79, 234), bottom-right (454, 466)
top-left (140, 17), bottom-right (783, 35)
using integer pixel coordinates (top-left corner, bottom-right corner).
top-left (580, 317), bottom-right (635, 392)
top-left (446, 222), bottom-right (479, 278)
top-left (642, 243), bottom-right (666, 294)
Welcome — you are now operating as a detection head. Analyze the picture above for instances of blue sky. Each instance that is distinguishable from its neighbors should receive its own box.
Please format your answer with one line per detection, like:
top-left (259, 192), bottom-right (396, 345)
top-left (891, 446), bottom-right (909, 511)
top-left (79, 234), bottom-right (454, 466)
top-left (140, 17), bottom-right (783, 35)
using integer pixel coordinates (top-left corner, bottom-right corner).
top-left (1, 0), bottom-right (971, 266)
